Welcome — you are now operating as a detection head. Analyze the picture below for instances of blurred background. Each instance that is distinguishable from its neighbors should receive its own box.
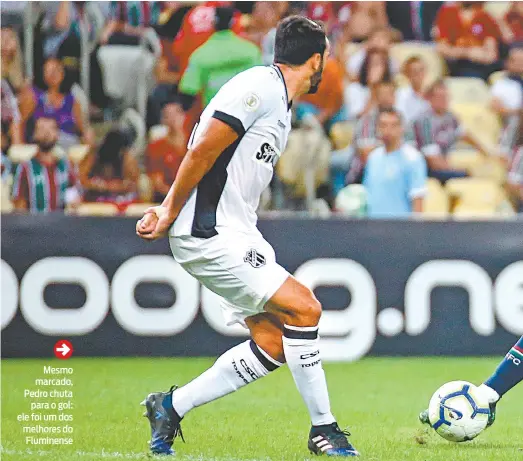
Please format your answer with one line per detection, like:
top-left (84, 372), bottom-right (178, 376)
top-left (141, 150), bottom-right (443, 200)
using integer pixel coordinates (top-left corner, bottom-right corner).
top-left (1, 1), bottom-right (522, 360)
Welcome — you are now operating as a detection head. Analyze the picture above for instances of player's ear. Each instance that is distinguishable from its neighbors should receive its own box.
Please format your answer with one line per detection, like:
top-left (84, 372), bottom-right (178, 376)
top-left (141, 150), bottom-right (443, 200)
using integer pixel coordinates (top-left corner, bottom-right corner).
top-left (310, 53), bottom-right (322, 72)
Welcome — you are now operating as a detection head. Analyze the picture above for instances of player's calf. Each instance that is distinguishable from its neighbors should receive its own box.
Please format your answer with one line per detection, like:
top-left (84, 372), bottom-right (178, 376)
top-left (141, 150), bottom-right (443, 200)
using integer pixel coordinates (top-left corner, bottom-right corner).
top-left (267, 277), bottom-right (359, 456)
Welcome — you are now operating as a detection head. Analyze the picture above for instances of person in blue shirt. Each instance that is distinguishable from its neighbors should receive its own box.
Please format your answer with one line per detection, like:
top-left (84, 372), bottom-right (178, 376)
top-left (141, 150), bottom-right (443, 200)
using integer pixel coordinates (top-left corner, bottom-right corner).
top-left (363, 108), bottom-right (427, 217)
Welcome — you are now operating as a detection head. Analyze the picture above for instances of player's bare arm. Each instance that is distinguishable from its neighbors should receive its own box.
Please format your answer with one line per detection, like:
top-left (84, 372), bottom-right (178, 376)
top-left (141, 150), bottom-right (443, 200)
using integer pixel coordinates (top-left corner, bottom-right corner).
top-left (136, 119), bottom-right (239, 240)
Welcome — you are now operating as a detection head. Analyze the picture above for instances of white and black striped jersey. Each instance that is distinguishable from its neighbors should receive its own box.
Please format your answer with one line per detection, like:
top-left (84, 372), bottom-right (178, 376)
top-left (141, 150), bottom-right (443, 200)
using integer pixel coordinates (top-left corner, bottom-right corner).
top-left (170, 65), bottom-right (292, 238)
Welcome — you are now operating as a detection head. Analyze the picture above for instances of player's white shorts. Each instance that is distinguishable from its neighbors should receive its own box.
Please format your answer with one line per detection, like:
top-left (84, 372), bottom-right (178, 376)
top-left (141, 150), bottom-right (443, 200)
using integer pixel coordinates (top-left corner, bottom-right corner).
top-left (169, 230), bottom-right (290, 328)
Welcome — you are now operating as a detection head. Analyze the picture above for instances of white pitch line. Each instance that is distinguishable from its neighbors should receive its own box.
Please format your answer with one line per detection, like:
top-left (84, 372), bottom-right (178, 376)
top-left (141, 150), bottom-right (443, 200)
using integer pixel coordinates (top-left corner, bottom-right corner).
top-left (0, 448), bottom-right (279, 461)
top-left (0, 447), bottom-right (147, 459)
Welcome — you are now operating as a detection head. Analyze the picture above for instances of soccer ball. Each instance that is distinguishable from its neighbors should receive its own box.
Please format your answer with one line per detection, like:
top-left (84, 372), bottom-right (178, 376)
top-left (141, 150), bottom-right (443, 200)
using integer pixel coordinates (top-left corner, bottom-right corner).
top-left (428, 381), bottom-right (490, 442)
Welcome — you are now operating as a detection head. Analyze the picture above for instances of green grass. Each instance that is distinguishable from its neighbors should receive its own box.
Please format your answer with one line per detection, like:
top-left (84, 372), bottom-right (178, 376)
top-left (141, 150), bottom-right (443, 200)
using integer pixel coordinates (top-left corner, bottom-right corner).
top-left (1, 357), bottom-right (522, 461)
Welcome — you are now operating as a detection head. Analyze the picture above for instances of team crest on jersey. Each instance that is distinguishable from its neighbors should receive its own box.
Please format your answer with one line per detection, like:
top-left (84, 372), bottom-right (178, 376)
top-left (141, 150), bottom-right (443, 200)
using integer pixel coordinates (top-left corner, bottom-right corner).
top-left (244, 249), bottom-right (266, 268)
top-left (254, 142), bottom-right (280, 168)
top-left (243, 92), bottom-right (260, 112)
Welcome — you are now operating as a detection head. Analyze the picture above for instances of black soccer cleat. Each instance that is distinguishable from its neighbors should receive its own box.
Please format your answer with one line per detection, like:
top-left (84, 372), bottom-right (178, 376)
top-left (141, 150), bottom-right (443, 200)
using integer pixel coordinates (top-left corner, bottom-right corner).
top-left (308, 422), bottom-right (360, 457)
top-left (141, 385), bottom-right (184, 455)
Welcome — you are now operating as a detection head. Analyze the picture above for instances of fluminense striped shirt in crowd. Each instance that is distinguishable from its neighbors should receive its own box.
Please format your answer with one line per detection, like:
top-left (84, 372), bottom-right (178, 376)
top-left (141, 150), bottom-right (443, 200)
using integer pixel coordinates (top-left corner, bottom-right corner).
top-left (509, 146), bottom-right (523, 186)
top-left (412, 108), bottom-right (464, 158)
top-left (499, 114), bottom-right (519, 158)
top-left (12, 156), bottom-right (80, 213)
top-left (353, 108), bottom-right (415, 150)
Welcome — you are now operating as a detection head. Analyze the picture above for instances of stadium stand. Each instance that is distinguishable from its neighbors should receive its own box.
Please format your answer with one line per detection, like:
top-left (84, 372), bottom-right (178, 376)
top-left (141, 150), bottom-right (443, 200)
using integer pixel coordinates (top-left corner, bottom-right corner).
top-left (1, 1), bottom-right (520, 218)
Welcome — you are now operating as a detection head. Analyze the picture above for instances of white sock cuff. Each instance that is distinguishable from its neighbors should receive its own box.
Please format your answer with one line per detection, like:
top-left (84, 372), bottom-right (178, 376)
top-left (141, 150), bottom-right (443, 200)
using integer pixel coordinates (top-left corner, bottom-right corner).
top-left (283, 324), bottom-right (319, 340)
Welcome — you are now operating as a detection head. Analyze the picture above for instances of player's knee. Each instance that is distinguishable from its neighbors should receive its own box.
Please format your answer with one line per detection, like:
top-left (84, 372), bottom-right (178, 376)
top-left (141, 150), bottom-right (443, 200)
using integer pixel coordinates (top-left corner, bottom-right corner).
top-left (296, 291), bottom-right (322, 327)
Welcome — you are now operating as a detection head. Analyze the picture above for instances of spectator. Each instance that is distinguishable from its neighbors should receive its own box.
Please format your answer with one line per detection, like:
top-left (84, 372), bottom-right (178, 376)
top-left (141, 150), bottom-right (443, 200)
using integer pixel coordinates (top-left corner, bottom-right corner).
top-left (386, 1), bottom-right (443, 42)
top-left (243, 1), bottom-right (285, 48)
top-left (178, 7), bottom-right (261, 110)
top-left (1, 26), bottom-right (24, 93)
top-left (11, 117), bottom-right (81, 213)
top-left (434, 2), bottom-right (501, 81)
top-left (1, 79), bottom-right (22, 145)
top-left (342, 80), bottom-right (409, 186)
top-left (353, 80), bottom-right (399, 161)
top-left (319, 2), bottom-right (388, 47)
top-left (260, 2), bottom-right (289, 65)
top-left (501, 2), bottom-right (523, 44)
top-left (363, 108), bottom-right (427, 217)
top-left (19, 57), bottom-right (88, 150)
top-left (345, 27), bottom-right (399, 80)
top-left (345, 49), bottom-right (392, 120)
top-left (297, 57), bottom-right (346, 133)
top-left (40, 1), bottom-right (109, 111)
top-left (396, 55), bottom-right (430, 125)
top-left (412, 80), bottom-right (490, 182)
top-left (100, 1), bottom-right (160, 46)
top-left (147, 47), bottom-right (180, 128)
top-left (146, 102), bottom-right (186, 202)
top-left (172, 1), bottom-right (243, 77)
top-left (79, 126), bottom-right (140, 209)
top-left (490, 45), bottom-right (523, 123)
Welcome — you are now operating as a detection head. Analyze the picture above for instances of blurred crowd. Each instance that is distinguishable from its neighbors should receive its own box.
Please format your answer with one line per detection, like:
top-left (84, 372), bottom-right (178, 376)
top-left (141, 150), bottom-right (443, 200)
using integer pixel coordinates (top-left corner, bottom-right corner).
top-left (1, 1), bottom-right (522, 218)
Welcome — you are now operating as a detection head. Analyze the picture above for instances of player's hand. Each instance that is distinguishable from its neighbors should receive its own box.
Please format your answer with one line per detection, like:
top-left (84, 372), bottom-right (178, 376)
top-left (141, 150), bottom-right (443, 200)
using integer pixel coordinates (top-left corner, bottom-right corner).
top-left (136, 206), bottom-right (176, 241)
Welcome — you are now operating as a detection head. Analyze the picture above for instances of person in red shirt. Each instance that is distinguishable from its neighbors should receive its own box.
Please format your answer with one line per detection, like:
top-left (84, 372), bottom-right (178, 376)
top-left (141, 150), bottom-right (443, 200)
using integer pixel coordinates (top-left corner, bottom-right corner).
top-left (146, 101), bottom-right (186, 202)
top-left (434, 1), bottom-right (501, 81)
top-left (172, 1), bottom-right (243, 76)
top-left (501, 2), bottom-right (523, 44)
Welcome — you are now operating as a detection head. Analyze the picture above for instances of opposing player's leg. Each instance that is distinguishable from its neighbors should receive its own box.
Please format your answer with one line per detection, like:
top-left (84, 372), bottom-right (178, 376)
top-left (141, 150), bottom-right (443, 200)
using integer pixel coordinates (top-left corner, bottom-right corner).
top-left (480, 335), bottom-right (523, 426)
top-left (141, 313), bottom-right (284, 455)
top-left (266, 275), bottom-right (360, 457)
top-left (420, 335), bottom-right (523, 428)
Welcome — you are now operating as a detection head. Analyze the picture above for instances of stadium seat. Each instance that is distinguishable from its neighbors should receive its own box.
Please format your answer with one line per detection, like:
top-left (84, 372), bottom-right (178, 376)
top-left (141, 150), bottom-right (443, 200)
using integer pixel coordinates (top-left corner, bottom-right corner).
top-left (451, 103), bottom-right (501, 146)
top-left (484, 1), bottom-right (511, 20)
top-left (470, 157), bottom-right (507, 184)
top-left (390, 42), bottom-right (446, 84)
top-left (1, 177), bottom-right (13, 213)
top-left (488, 70), bottom-right (507, 86)
top-left (124, 202), bottom-right (160, 217)
top-left (330, 121), bottom-right (354, 149)
top-left (149, 124), bottom-right (168, 142)
top-left (423, 178), bottom-right (450, 217)
top-left (452, 203), bottom-right (498, 220)
top-left (445, 178), bottom-right (504, 208)
top-left (8, 144), bottom-right (38, 163)
top-left (446, 77), bottom-right (490, 105)
top-left (343, 42), bottom-right (363, 66)
top-left (138, 173), bottom-right (153, 202)
top-left (68, 145), bottom-right (90, 164)
top-left (76, 202), bottom-right (119, 216)
top-left (447, 149), bottom-right (484, 171)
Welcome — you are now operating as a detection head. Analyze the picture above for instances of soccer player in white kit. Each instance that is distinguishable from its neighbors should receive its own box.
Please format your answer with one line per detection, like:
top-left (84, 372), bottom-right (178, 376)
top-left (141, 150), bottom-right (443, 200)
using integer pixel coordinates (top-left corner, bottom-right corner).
top-left (136, 16), bottom-right (359, 457)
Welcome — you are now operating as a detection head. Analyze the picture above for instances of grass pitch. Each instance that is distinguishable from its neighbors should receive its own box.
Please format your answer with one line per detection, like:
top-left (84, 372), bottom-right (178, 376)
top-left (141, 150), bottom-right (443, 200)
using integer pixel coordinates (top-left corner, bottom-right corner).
top-left (1, 357), bottom-right (522, 461)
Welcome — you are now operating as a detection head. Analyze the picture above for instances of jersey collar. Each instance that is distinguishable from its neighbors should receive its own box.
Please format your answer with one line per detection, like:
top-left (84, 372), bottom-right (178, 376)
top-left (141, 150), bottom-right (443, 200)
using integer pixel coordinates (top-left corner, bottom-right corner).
top-left (271, 64), bottom-right (292, 111)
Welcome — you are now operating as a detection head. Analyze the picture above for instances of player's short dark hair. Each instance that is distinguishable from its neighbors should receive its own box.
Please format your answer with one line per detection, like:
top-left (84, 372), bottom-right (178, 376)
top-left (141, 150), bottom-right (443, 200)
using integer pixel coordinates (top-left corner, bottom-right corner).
top-left (274, 16), bottom-right (327, 66)
top-left (378, 107), bottom-right (403, 124)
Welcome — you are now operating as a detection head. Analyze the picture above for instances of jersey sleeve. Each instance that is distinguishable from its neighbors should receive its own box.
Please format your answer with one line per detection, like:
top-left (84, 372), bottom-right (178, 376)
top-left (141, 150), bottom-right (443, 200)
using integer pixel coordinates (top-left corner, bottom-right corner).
top-left (211, 77), bottom-right (272, 136)
top-left (407, 148), bottom-right (428, 199)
